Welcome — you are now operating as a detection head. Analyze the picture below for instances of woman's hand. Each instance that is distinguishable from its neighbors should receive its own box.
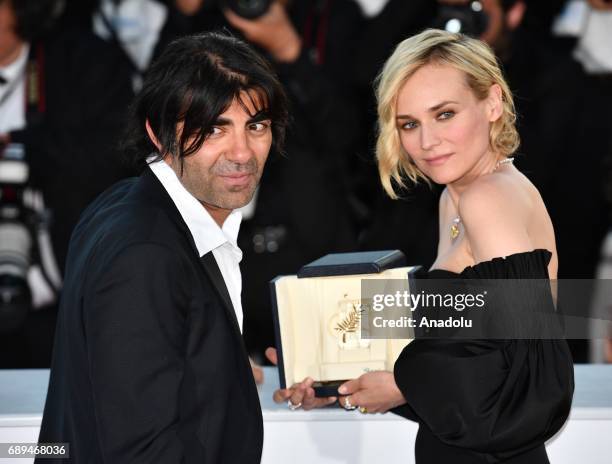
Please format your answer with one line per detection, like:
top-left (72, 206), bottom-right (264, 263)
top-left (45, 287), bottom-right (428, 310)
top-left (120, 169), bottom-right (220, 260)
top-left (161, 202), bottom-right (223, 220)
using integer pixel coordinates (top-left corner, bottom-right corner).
top-left (338, 371), bottom-right (406, 414)
top-left (266, 348), bottom-right (337, 410)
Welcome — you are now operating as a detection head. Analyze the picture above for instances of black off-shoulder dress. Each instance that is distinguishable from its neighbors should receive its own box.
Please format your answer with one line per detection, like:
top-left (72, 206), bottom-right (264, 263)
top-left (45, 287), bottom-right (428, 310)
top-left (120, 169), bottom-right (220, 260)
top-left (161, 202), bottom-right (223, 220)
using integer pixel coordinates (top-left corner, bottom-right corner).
top-left (393, 249), bottom-right (574, 464)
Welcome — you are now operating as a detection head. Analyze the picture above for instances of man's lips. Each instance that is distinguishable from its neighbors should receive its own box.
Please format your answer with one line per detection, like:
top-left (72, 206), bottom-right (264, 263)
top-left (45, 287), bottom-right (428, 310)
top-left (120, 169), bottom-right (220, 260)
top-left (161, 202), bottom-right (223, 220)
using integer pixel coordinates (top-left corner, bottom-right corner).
top-left (423, 154), bottom-right (453, 166)
top-left (218, 172), bottom-right (254, 187)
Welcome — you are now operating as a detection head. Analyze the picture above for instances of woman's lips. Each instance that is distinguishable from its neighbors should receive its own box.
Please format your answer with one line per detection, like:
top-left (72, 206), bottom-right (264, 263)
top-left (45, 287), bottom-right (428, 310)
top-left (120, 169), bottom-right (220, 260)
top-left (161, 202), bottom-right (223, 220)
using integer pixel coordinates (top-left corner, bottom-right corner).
top-left (423, 154), bottom-right (453, 166)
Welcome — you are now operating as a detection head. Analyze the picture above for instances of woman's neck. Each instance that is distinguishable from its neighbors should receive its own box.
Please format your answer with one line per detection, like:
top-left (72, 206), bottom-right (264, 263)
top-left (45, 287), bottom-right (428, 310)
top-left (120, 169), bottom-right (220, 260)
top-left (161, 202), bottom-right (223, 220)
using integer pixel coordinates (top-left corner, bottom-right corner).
top-left (446, 151), bottom-right (500, 210)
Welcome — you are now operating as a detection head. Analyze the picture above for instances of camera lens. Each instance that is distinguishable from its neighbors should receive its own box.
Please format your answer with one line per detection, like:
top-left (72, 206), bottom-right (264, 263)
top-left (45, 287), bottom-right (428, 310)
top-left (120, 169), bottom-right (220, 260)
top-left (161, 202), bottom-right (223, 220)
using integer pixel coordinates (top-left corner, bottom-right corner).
top-left (0, 222), bottom-right (32, 332)
top-left (432, 1), bottom-right (489, 37)
top-left (223, 0), bottom-right (271, 19)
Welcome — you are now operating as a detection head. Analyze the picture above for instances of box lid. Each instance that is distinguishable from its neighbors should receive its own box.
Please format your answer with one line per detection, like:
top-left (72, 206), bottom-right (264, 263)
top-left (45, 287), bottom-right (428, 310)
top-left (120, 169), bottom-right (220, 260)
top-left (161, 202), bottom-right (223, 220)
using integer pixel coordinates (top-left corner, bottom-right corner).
top-left (297, 250), bottom-right (406, 278)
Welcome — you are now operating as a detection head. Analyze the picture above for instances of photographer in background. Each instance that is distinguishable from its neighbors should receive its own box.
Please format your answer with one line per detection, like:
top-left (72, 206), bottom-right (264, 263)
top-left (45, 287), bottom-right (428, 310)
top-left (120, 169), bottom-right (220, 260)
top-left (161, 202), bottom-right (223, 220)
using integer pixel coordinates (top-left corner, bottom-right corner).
top-left (570, 0), bottom-right (612, 363)
top-left (221, 0), bottom-right (363, 362)
top-left (0, 0), bottom-right (134, 367)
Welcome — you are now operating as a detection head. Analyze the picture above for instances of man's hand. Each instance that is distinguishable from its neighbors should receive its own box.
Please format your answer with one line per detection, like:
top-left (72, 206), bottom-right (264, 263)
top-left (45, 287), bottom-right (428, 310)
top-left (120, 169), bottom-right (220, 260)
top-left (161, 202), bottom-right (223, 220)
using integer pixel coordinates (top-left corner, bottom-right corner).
top-left (0, 133), bottom-right (10, 148)
top-left (250, 357), bottom-right (264, 384)
top-left (174, 0), bottom-right (204, 16)
top-left (338, 371), bottom-right (406, 414)
top-left (266, 347), bottom-right (337, 410)
top-left (223, 2), bottom-right (302, 62)
top-left (588, 0), bottom-right (612, 11)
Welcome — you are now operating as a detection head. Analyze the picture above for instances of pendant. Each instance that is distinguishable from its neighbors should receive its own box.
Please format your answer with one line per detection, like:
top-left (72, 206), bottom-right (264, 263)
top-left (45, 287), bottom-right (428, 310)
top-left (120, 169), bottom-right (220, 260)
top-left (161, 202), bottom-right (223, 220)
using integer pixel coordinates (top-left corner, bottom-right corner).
top-left (450, 217), bottom-right (461, 239)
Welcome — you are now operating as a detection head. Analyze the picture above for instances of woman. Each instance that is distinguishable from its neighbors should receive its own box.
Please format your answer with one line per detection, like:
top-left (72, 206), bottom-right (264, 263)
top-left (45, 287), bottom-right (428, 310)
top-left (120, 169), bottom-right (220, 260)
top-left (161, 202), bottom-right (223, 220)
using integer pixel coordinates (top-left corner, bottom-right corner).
top-left (276, 29), bottom-right (574, 463)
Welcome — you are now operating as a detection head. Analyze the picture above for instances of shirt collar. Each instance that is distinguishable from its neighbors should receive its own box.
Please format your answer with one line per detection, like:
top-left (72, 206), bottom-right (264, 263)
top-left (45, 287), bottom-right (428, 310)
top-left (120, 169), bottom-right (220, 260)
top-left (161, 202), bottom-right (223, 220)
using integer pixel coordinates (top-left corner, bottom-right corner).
top-left (0, 44), bottom-right (29, 85)
top-left (148, 157), bottom-right (243, 259)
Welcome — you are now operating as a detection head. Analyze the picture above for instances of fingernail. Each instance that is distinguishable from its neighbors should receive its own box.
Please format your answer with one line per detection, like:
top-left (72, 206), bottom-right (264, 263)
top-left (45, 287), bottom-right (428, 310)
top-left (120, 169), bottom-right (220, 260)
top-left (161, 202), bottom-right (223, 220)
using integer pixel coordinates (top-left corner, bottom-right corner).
top-left (329, 396), bottom-right (337, 402)
top-left (338, 386), bottom-right (346, 394)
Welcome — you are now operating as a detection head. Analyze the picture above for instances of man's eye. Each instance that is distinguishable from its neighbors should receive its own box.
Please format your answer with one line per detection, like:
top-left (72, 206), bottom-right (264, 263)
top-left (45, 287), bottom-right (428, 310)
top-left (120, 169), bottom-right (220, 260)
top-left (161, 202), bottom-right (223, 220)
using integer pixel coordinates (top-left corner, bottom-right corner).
top-left (438, 111), bottom-right (455, 120)
top-left (401, 121), bottom-right (418, 130)
top-left (249, 122), bottom-right (270, 132)
top-left (208, 127), bottom-right (222, 137)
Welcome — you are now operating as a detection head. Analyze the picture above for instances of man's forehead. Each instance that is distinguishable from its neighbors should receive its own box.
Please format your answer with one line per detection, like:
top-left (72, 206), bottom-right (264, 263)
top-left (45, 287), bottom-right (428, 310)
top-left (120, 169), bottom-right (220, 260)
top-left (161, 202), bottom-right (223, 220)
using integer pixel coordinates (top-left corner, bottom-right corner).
top-left (218, 91), bottom-right (269, 121)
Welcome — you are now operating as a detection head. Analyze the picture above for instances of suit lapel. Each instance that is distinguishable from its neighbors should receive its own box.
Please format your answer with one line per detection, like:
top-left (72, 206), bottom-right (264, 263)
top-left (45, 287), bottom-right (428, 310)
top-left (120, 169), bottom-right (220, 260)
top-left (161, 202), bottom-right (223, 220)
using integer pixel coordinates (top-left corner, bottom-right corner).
top-left (199, 252), bottom-right (243, 341)
top-left (141, 167), bottom-right (254, 378)
top-left (140, 168), bottom-right (239, 333)
top-left (140, 168), bottom-right (259, 412)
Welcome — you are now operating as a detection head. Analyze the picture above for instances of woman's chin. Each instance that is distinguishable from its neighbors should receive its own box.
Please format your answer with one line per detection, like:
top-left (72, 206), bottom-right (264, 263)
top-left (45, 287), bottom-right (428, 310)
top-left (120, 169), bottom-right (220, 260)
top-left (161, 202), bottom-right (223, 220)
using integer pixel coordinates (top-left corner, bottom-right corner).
top-left (423, 171), bottom-right (459, 186)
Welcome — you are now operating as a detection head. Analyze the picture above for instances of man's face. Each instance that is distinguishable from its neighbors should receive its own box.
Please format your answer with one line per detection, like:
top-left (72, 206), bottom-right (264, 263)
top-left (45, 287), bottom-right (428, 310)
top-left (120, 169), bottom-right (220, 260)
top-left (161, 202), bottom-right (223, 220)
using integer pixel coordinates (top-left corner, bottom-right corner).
top-left (166, 91), bottom-right (272, 223)
top-left (0, 0), bottom-right (23, 67)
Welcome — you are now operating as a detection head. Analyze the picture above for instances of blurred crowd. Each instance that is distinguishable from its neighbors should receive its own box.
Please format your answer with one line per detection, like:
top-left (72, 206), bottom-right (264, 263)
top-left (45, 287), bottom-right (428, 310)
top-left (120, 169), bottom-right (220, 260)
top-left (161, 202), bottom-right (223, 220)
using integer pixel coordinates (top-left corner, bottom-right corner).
top-left (1, 0), bottom-right (611, 367)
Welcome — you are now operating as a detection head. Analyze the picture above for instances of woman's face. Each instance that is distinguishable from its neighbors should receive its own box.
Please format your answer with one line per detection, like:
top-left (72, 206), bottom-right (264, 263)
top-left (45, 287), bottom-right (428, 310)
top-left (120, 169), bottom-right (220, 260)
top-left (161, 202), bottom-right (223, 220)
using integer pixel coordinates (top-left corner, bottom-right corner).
top-left (395, 63), bottom-right (501, 185)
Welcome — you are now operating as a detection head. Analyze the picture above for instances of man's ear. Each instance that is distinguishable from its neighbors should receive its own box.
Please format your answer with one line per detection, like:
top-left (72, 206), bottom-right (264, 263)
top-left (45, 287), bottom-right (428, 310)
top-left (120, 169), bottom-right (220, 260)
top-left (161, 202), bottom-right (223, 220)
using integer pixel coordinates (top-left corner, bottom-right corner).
top-left (145, 119), bottom-right (162, 151)
top-left (487, 84), bottom-right (504, 123)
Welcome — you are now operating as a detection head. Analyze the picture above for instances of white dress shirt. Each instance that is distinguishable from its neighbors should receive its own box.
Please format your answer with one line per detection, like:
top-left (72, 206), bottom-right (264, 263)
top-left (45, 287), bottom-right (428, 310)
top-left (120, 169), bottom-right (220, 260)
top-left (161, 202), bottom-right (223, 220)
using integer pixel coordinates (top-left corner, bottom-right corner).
top-left (574, 8), bottom-right (612, 73)
top-left (0, 44), bottom-right (29, 134)
top-left (149, 158), bottom-right (245, 332)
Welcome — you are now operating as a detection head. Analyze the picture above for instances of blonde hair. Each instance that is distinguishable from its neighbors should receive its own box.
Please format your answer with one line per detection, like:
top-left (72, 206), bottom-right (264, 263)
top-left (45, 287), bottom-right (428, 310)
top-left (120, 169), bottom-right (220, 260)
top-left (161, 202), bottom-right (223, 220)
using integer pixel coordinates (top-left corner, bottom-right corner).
top-left (376, 29), bottom-right (520, 198)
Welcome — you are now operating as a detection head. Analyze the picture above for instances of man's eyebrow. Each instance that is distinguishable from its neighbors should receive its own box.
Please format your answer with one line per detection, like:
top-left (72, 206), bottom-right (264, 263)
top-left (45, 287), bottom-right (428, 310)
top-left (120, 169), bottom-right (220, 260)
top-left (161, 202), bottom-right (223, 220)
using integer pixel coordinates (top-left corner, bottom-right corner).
top-left (247, 110), bottom-right (271, 123)
top-left (396, 100), bottom-right (459, 120)
top-left (212, 111), bottom-right (271, 126)
top-left (213, 117), bottom-right (231, 126)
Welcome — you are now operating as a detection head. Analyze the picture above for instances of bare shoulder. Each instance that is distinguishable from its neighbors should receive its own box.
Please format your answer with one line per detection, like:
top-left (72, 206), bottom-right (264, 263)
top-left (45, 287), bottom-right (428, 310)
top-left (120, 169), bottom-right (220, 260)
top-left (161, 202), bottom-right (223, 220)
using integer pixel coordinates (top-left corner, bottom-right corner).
top-left (458, 169), bottom-right (535, 262)
top-left (459, 169), bottom-right (534, 223)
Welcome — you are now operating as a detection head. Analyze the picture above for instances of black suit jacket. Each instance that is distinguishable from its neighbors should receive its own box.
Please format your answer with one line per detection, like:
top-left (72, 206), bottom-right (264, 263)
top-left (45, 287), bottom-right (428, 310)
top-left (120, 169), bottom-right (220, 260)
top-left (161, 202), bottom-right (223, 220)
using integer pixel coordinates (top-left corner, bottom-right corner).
top-left (36, 167), bottom-right (263, 463)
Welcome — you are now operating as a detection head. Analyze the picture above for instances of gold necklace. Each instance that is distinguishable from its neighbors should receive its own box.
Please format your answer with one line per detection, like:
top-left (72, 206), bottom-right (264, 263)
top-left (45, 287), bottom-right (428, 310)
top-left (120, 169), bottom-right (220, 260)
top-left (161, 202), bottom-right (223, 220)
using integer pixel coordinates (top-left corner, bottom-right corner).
top-left (450, 157), bottom-right (514, 240)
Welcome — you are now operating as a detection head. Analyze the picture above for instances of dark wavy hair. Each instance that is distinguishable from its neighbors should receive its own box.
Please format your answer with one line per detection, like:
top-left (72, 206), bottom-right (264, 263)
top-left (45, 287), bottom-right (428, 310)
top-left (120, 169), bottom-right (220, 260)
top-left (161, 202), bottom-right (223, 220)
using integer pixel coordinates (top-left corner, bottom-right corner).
top-left (122, 31), bottom-right (289, 171)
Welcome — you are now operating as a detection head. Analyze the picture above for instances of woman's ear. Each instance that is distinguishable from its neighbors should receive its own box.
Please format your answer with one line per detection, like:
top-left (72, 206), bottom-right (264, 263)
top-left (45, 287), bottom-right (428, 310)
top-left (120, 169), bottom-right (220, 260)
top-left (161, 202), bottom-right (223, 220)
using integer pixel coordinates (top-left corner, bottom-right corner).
top-left (487, 84), bottom-right (503, 123)
top-left (145, 119), bottom-right (162, 151)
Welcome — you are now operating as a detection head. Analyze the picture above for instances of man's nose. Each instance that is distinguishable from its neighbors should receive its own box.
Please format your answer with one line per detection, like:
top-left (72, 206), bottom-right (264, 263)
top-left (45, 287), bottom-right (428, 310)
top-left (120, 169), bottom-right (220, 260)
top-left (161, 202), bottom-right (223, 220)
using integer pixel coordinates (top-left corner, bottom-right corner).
top-left (225, 129), bottom-right (255, 163)
top-left (420, 124), bottom-right (441, 151)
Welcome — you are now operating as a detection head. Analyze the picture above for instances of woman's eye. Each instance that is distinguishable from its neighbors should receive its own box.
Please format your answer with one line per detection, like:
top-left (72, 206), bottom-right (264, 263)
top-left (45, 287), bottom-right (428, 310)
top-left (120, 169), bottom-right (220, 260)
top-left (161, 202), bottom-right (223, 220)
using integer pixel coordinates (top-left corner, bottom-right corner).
top-left (438, 111), bottom-right (455, 120)
top-left (401, 121), bottom-right (418, 130)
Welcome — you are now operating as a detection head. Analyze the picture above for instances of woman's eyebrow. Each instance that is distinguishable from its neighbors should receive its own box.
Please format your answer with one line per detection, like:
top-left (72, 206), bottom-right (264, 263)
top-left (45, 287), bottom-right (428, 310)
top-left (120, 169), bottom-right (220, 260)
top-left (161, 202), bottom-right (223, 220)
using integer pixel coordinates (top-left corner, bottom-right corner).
top-left (396, 100), bottom-right (459, 120)
top-left (428, 100), bottom-right (458, 112)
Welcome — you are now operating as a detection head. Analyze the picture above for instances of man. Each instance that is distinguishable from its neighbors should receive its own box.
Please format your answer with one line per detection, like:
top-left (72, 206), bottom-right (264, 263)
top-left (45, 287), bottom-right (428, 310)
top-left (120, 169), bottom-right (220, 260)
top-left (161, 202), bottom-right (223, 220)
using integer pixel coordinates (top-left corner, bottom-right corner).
top-left (37, 32), bottom-right (288, 463)
top-left (0, 0), bottom-right (133, 367)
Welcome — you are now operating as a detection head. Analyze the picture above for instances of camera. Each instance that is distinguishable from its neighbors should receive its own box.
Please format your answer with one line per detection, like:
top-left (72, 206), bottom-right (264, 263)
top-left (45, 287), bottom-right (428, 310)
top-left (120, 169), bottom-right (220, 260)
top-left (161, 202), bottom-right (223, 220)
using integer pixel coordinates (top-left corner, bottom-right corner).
top-left (432, 1), bottom-right (489, 37)
top-left (0, 143), bottom-right (61, 333)
top-left (215, 0), bottom-right (272, 19)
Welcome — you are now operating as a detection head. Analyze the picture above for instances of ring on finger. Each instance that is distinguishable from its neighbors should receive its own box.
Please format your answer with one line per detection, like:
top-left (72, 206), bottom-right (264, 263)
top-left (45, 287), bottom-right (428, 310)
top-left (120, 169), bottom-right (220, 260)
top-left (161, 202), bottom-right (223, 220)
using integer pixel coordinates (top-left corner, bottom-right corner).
top-left (359, 406), bottom-right (368, 414)
top-left (287, 400), bottom-right (302, 411)
top-left (343, 396), bottom-right (357, 410)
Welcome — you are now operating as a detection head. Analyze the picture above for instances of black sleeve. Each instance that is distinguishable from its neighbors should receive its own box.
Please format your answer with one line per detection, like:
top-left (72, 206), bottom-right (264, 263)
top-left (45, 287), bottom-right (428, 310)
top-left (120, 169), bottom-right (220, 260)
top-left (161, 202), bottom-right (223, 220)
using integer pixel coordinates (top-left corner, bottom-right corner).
top-left (394, 338), bottom-right (574, 459)
top-left (83, 243), bottom-right (190, 463)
